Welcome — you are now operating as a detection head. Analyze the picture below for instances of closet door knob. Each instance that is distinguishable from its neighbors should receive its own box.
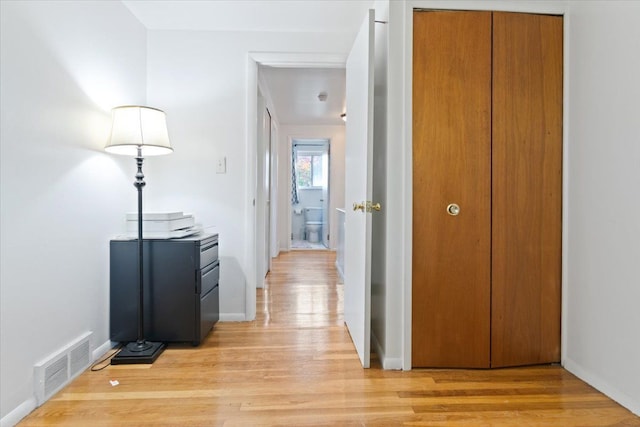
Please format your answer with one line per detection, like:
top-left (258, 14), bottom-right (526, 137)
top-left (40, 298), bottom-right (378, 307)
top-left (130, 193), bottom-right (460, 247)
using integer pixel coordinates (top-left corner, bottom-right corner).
top-left (447, 203), bottom-right (460, 216)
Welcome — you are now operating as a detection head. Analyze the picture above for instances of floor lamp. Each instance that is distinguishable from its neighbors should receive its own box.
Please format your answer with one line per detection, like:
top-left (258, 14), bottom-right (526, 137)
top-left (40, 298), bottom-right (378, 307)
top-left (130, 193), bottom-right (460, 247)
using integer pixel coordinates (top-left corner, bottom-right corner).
top-left (105, 105), bottom-right (173, 364)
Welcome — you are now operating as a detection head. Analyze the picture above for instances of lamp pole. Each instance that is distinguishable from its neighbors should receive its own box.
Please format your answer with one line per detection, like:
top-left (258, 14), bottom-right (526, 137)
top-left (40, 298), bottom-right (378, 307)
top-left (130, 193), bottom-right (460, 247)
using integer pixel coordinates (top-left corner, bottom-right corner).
top-left (132, 147), bottom-right (151, 351)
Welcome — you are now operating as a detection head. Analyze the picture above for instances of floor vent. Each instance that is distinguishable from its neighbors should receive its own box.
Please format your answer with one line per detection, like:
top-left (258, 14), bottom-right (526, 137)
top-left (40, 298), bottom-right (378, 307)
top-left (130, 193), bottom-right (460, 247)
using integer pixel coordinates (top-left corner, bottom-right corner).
top-left (34, 331), bottom-right (92, 406)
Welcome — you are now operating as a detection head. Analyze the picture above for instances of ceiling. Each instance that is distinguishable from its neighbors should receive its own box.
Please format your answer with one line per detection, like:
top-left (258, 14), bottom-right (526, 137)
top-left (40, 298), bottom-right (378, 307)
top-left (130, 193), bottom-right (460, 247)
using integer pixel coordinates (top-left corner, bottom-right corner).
top-left (260, 67), bottom-right (346, 126)
top-left (121, 0), bottom-right (370, 33)
top-left (122, 0), bottom-right (364, 126)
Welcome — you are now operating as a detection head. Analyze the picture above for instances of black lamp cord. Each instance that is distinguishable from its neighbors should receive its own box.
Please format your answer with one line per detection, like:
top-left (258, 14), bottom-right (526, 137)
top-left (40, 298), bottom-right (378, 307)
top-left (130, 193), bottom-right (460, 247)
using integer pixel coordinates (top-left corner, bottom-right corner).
top-left (90, 344), bottom-right (123, 371)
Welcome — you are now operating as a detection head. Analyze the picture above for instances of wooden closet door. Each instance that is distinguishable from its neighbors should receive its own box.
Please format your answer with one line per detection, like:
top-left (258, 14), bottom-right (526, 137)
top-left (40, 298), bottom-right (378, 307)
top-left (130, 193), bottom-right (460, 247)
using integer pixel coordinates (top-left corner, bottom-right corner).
top-left (412, 11), bottom-right (492, 368)
top-left (491, 12), bottom-right (563, 367)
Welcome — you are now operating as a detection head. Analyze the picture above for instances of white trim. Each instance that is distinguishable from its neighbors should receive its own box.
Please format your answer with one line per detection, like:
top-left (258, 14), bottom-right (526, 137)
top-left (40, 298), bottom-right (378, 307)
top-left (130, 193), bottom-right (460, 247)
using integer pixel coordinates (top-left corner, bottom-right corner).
top-left (407, 0), bottom-right (566, 15)
top-left (564, 358), bottom-right (640, 417)
top-left (92, 340), bottom-right (113, 362)
top-left (249, 52), bottom-right (347, 69)
top-left (335, 260), bottom-right (345, 283)
top-left (560, 5), bottom-right (571, 372)
top-left (401, 0), bottom-right (414, 372)
top-left (219, 313), bottom-right (247, 322)
top-left (371, 332), bottom-right (402, 370)
top-left (257, 70), bottom-right (280, 126)
top-left (400, 1), bottom-right (569, 371)
top-left (286, 136), bottom-right (294, 252)
top-left (0, 397), bottom-right (37, 427)
top-left (1, 333), bottom-right (100, 424)
top-left (245, 54), bottom-right (258, 321)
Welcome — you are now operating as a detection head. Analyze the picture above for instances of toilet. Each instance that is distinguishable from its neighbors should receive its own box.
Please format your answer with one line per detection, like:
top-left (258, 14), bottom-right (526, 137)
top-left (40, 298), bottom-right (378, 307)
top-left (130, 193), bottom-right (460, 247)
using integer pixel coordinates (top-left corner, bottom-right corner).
top-left (304, 207), bottom-right (323, 243)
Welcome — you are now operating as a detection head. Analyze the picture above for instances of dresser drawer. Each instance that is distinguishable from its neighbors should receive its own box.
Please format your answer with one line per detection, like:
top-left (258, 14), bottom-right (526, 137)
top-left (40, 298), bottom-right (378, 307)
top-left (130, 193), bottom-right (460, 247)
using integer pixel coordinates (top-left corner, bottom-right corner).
top-left (200, 241), bottom-right (218, 267)
top-left (199, 284), bottom-right (219, 343)
top-left (200, 261), bottom-right (219, 296)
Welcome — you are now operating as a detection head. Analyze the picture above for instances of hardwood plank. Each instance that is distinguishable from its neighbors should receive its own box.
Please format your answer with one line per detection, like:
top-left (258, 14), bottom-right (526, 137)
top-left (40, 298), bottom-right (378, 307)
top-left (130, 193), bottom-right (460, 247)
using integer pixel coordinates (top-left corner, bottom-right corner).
top-left (18, 251), bottom-right (638, 426)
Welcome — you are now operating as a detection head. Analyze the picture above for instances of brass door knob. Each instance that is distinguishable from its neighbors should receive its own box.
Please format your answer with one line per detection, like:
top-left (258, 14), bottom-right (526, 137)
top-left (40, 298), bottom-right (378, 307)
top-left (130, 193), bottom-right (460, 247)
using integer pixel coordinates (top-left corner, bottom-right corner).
top-left (447, 203), bottom-right (460, 216)
top-left (353, 202), bottom-right (366, 212)
top-left (367, 201), bottom-right (381, 212)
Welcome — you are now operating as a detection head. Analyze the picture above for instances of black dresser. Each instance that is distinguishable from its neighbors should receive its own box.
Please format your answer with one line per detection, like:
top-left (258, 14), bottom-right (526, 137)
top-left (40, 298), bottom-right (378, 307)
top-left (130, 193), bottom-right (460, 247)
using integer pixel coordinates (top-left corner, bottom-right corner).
top-left (110, 233), bottom-right (219, 346)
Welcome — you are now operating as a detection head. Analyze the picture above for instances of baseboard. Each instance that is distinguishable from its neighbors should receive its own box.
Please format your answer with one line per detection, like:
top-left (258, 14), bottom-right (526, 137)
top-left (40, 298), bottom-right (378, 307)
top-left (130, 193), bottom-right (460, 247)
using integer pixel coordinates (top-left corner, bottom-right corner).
top-left (274, 242), bottom-right (280, 258)
top-left (0, 397), bottom-right (36, 427)
top-left (219, 313), bottom-right (246, 322)
top-left (371, 332), bottom-right (402, 370)
top-left (335, 260), bottom-right (344, 283)
top-left (564, 357), bottom-right (640, 416)
top-left (92, 340), bottom-right (114, 362)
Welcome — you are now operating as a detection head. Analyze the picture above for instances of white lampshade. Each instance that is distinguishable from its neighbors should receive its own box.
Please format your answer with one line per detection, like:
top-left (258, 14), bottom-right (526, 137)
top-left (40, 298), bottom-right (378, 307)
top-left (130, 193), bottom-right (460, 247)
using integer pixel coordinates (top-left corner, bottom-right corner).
top-left (105, 105), bottom-right (173, 156)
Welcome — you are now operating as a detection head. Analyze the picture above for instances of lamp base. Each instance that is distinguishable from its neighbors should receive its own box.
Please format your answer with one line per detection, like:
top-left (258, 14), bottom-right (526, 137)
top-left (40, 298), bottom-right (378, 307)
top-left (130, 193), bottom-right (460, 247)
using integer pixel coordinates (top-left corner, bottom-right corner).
top-left (111, 341), bottom-right (165, 365)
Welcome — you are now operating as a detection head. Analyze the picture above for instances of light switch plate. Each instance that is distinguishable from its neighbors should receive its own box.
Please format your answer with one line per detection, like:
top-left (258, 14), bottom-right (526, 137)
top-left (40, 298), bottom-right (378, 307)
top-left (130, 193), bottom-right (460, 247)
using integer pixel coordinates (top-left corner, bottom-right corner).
top-left (216, 156), bottom-right (226, 174)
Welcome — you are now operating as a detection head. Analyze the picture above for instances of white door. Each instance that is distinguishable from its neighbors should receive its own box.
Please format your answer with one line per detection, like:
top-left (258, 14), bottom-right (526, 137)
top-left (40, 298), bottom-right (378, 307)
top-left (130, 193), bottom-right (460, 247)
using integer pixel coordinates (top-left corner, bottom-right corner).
top-left (344, 9), bottom-right (374, 368)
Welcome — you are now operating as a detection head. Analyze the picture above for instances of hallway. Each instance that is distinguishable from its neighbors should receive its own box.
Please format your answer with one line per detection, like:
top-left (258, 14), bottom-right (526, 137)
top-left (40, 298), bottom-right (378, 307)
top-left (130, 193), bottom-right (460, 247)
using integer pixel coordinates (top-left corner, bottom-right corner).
top-left (259, 250), bottom-right (343, 328)
top-left (19, 251), bottom-right (639, 426)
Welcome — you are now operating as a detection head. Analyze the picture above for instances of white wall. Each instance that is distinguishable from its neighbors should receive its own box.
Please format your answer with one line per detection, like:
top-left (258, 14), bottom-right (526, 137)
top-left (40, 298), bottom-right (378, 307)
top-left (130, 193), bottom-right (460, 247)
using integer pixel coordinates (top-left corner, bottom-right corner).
top-left (564, 1), bottom-right (640, 415)
top-left (0, 0), bottom-right (147, 422)
top-left (277, 125), bottom-right (346, 251)
top-left (145, 31), bottom-right (353, 318)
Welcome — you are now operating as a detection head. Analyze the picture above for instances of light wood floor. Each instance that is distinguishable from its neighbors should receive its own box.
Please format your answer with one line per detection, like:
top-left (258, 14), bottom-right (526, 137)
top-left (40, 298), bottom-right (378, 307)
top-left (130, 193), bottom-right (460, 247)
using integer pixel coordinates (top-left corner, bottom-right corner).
top-left (20, 251), bottom-right (639, 426)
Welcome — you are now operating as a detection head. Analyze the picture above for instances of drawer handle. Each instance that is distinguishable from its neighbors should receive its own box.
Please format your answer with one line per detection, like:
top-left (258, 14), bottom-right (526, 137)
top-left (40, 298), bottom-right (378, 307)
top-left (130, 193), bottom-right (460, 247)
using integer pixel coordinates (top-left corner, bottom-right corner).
top-left (201, 262), bottom-right (219, 276)
top-left (201, 243), bottom-right (217, 253)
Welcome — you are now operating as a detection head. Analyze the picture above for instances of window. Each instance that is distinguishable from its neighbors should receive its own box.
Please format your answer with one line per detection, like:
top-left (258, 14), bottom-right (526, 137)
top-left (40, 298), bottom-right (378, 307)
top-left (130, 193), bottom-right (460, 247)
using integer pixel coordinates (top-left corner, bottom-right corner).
top-left (295, 152), bottom-right (324, 188)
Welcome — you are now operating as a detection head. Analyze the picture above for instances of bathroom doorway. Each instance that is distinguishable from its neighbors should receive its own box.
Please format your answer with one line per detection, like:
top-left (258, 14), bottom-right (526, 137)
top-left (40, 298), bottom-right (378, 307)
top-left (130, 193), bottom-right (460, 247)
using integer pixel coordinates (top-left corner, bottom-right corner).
top-left (291, 139), bottom-right (330, 250)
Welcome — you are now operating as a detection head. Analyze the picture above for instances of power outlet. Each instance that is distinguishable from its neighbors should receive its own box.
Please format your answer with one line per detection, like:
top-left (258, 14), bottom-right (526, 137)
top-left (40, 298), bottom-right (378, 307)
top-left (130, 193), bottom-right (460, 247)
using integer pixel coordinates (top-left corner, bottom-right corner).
top-left (216, 156), bottom-right (226, 174)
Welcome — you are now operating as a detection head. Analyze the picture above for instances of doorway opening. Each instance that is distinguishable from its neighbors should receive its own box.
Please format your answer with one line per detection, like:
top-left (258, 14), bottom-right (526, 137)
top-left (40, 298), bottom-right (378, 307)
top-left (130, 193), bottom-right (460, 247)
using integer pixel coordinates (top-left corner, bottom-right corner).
top-left (291, 138), bottom-right (330, 250)
top-left (248, 53), bottom-right (346, 320)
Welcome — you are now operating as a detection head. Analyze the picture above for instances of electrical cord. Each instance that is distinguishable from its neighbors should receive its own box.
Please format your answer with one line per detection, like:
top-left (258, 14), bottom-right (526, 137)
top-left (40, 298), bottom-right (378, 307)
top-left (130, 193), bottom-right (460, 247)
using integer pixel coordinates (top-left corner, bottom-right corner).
top-left (90, 345), bottom-right (122, 371)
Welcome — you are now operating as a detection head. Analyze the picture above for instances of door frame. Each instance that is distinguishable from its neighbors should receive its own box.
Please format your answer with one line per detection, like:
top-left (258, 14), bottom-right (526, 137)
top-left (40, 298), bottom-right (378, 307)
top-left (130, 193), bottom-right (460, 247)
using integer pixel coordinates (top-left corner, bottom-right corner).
top-left (246, 52), bottom-right (346, 320)
top-left (397, 1), bottom-right (569, 369)
top-left (255, 90), bottom-right (271, 288)
top-left (289, 138), bottom-right (331, 250)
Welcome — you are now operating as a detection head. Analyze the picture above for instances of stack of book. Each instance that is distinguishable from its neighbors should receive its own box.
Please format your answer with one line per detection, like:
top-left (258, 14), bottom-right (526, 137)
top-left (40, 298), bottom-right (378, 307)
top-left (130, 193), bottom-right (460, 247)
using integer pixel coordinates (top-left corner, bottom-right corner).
top-left (126, 212), bottom-right (201, 238)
